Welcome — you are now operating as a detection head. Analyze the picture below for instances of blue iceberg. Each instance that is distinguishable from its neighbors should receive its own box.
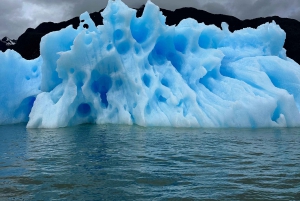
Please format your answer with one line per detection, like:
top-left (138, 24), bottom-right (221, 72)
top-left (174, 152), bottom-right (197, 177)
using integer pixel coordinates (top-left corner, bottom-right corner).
top-left (1, 0), bottom-right (300, 128)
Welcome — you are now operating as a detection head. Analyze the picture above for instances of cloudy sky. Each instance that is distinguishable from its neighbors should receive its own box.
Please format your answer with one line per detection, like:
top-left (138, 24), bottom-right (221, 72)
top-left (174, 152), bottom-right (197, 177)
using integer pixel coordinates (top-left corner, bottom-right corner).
top-left (1, 0), bottom-right (300, 39)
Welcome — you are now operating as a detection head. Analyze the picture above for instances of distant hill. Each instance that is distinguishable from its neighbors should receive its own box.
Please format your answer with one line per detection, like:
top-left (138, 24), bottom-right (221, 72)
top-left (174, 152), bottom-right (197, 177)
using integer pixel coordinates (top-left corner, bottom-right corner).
top-left (1, 6), bottom-right (300, 64)
top-left (0, 40), bottom-right (6, 52)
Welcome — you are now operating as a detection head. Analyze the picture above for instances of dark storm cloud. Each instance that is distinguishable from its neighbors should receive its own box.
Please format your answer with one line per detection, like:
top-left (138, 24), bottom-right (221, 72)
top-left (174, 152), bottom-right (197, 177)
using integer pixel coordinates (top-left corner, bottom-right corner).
top-left (0, 0), bottom-right (72, 39)
top-left (0, 0), bottom-right (24, 39)
top-left (225, 0), bottom-right (300, 20)
top-left (201, 2), bottom-right (229, 15)
top-left (41, 0), bottom-right (201, 19)
top-left (0, 0), bottom-right (300, 39)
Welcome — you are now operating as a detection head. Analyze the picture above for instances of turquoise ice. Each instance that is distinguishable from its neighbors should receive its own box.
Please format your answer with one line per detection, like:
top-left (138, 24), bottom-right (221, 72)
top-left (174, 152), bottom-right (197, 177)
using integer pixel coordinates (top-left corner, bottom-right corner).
top-left (1, 0), bottom-right (300, 128)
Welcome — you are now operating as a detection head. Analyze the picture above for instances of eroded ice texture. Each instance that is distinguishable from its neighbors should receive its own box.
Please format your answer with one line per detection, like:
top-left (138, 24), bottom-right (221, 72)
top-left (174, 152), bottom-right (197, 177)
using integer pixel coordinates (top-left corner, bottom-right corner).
top-left (0, 50), bottom-right (42, 124)
top-left (3, 0), bottom-right (300, 128)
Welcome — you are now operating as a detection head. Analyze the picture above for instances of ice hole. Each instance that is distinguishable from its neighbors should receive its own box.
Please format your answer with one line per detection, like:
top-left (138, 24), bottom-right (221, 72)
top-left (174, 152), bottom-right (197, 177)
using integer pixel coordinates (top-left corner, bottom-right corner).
top-left (83, 24), bottom-right (89, 29)
top-left (148, 38), bottom-right (170, 65)
top-left (130, 19), bottom-right (149, 43)
top-left (75, 71), bottom-right (86, 88)
top-left (91, 75), bottom-right (112, 108)
top-left (32, 66), bottom-right (38, 73)
top-left (154, 37), bottom-right (169, 56)
top-left (148, 51), bottom-right (165, 66)
top-left (158, 95), bottom-right (167, 102)
top-left (77, 103), bottom-right (91, 117)
top-left (107, 44), bottom-right (113, 51)
top-left (155, 89), bottom-right (167, 102)
top-left (69, 68), bottom-right (75, 74)
top-left (142, 73), bottom-right (151, 87)
top-left (116, 41), bottom-right (130, 54)
top-left (174, 34), bottom-right (188, 53)
top-left (161, 78), bottom-right (169, 87)
top-left (113, 29), bottom-right (124, 41)
top-left (198, 32), bottom-right (211, 49)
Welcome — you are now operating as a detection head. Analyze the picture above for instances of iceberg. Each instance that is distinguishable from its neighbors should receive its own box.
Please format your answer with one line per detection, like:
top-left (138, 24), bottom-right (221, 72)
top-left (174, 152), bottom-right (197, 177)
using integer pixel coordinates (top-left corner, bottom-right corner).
top-left (1, 0), bottom-right (300, 128)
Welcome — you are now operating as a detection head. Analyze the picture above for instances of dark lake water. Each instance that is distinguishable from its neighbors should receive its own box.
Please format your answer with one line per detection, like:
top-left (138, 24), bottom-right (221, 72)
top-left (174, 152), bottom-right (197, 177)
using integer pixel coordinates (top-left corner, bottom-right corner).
top-left (0, 124), bottom-right (300, 200)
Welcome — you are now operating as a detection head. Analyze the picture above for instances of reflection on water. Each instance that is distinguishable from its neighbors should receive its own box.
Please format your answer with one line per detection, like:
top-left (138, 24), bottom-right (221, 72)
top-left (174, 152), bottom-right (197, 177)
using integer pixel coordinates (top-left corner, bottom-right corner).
top-left (0, 124), bottom-right (300, 200)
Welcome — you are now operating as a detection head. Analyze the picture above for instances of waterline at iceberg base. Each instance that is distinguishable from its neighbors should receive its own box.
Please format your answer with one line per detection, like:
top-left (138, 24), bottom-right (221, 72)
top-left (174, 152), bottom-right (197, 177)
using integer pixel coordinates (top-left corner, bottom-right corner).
top-left (1, 0), bottom-right (300, 128)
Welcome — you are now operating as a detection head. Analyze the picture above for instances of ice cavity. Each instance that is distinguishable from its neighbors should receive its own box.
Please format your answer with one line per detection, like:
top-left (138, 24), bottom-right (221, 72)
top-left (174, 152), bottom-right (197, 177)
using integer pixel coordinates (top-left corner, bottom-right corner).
top-left (0, 50), bottom-right (42, 124)
top-left (2, 0), bottom-right (300, 128)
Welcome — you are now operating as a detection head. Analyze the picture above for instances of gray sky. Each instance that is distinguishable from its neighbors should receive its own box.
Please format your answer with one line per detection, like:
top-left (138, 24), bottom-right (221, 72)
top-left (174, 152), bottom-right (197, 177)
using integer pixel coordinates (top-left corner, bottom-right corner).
top-left (1, 0), bottom-right (300, 39)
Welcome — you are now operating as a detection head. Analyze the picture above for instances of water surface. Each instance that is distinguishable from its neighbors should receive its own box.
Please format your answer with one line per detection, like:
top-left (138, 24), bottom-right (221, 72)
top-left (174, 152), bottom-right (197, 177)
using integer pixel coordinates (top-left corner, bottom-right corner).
top-left (0, 124), bottom-right (299, 200)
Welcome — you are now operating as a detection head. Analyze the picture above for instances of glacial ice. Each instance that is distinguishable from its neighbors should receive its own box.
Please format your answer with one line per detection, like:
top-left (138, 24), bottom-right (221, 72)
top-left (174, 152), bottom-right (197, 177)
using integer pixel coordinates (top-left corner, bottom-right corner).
top-left (0, 50), bottom-right (42, 124)
top-left (1, 0), bottom-right (300, 128)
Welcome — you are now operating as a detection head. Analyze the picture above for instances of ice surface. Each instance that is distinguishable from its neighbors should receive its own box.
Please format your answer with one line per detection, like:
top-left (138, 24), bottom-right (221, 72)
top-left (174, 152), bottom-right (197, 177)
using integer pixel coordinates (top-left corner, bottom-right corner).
top-left (2, 0), bottom-right (300, 128)
top-left (0, 50), bottom-right (42, 124)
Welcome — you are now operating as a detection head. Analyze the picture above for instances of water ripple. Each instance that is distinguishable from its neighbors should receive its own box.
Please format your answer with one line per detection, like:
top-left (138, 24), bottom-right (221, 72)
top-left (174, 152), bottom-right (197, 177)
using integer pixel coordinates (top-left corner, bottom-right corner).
top-left (0, 124), bottom-right (299, 200)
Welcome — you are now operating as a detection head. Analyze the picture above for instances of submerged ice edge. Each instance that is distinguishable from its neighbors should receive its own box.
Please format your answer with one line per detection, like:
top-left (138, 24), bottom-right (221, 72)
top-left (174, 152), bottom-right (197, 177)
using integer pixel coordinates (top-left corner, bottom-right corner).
top-left (1, 0), bottom-right (300, 128)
